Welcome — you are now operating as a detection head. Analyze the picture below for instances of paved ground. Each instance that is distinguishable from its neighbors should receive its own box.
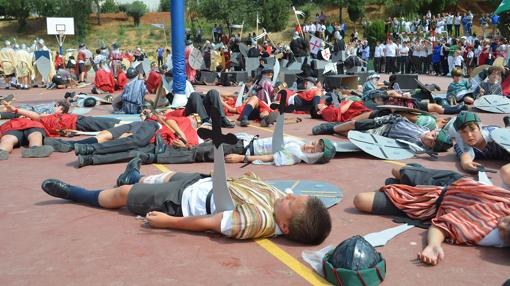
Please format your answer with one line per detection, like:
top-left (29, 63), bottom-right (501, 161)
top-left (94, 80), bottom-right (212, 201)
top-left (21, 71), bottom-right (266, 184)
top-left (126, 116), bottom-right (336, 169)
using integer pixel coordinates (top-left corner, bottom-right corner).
top-left (0, 75), bottom-right (509, 286)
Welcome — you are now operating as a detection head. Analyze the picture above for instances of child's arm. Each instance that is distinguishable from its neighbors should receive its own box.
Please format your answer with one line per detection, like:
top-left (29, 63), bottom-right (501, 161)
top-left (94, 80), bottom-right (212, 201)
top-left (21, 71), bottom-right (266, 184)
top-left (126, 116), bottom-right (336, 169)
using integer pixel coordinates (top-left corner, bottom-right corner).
top-left (2, 102), bottom-right (41, 120)
top-left (224, 154), bottom-right (274, 163)
top-left (459, 152), bottom-right (482, 171)
top-left (145, 211), bottom-right (222, 233)
top-left (418, 225), bottom-right (446, 266)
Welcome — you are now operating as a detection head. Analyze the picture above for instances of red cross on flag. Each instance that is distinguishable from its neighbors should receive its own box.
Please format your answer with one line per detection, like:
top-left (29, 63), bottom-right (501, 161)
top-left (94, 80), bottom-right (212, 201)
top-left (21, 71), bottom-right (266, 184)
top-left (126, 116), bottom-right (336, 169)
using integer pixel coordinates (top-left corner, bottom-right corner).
top-left (309, 35), bottom-right (322, 55)
top-left (321, 48), bottom-right (331, 61)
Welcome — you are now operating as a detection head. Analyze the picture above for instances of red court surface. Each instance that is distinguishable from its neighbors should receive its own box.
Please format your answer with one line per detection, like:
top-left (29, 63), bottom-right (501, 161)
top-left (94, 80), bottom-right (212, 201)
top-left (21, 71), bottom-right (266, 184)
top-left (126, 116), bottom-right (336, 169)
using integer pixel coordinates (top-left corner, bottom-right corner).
top-left (0, 75), bottom-right (508, 286)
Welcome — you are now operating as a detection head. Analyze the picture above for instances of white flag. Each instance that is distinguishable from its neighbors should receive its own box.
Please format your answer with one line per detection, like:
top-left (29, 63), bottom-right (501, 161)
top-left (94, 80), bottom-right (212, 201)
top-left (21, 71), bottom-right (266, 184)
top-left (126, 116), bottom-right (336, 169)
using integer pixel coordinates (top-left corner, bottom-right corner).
top-left (151, 23), bottom-right (165, 29)
top-left (230, 24), bottom-right (244, 29)
top-left (309, 36), bottom-right (323, 55)
top-left (321, 48), bottom-right (331, 61)
top-left (292, 6), bottom-right (305, 18)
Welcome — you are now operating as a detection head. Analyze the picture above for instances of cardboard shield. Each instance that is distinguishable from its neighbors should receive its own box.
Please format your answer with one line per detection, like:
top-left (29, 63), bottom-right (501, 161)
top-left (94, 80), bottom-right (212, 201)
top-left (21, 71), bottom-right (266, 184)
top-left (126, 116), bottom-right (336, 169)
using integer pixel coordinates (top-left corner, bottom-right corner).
top-left (189, 47), bottom-right (204, 70)
top-left (474, 95), bottom-right (510, 114)
top-left (132, 61), bottom-right (144, 75)
top-left (272, 59), bottom-right (280, 86)
top-left (333, 141), bottom-right (362, 153)
top-left (470, 65), bottom-right (490, 78)
top-left (272, 90), bottom-right (287, 154)
top-left (162, 77), bottom-right (172, 94)
top-left (414, 79), bottom-right (435, 101)
top-left (142, 58), bottom-right (151, 75)
top-left (376, 104), bottom-right (432, 115)
top-left (491, 128), bottom-right (510, 153)
top-left (267, 180), bottom-right (343, 208)
top-left (347, 131), bottom-right (415, 160)
top-left (34, 51), bottom-right (51, 81)
top-left (266, 57), bottom-right (276, 67)
top-left (245, 58), bottom-right (260, 76)
top-left (239, 43), bottom-right (249, 58)
top-left (235, 82), bottom-right (246, 107)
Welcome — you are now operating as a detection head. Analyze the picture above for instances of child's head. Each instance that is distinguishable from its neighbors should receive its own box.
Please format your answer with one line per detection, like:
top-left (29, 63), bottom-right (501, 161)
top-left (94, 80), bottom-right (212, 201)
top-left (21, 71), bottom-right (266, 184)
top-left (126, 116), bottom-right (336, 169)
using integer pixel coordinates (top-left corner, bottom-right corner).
top-left (454, 111), bottom-right (483, 146)
top-left (487, 66), bottom-right (503, 83)
top-left (55, 100), bottom-right (71, 114)
top-left (274, 194), bottom-right (331, 245)
top-left (301, 139), bottom-right (336, 164)
top-left (451, 68), bottom-right (463, 81)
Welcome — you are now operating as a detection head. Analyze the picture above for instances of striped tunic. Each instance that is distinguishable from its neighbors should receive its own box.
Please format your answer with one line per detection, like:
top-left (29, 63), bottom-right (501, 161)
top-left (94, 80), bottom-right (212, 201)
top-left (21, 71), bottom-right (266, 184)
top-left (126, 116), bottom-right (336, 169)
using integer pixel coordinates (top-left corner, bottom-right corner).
top-left (381, 178), bottom-right (510, 245)
top-left (226, 172), bottom-right (286, 240)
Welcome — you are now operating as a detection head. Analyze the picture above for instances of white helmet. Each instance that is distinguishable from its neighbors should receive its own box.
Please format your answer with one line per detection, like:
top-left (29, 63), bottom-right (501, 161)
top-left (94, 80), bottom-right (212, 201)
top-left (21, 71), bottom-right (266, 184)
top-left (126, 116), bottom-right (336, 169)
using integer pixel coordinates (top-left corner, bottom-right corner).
top-left (5, 40), bottom-right (11, 46)
top-left (38, 38), bottom-right (45, 45)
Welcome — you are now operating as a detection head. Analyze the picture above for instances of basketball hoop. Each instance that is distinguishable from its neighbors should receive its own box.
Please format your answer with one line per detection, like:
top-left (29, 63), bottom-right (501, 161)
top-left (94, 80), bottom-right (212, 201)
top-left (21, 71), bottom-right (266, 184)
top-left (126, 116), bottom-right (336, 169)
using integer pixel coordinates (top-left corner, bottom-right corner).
top-left (55, 24), bottom-right (66, 49)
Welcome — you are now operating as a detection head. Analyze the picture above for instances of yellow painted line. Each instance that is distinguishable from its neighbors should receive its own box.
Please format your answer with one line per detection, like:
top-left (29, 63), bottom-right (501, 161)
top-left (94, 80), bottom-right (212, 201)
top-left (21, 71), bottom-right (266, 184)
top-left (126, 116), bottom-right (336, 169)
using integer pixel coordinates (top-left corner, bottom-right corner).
top-left (255, 239), bottom-right (330, 285)
top-left (384, 160), bottom-right (406, 166)
top-left (150, 163), bottom-right (325, 285)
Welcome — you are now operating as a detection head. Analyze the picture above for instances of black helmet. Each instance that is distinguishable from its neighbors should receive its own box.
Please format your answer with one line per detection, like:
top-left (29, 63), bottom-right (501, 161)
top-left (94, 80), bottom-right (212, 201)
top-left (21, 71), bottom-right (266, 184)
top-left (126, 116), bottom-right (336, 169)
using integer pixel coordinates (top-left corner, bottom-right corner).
top-left (329, 235), bottom-right (381, 270)
top-left (83, 97), bottom-right (97, 107)
top-left (126, 67), bottom-right (138, 79)
top-left (323, 235), bottom-right (386, 286)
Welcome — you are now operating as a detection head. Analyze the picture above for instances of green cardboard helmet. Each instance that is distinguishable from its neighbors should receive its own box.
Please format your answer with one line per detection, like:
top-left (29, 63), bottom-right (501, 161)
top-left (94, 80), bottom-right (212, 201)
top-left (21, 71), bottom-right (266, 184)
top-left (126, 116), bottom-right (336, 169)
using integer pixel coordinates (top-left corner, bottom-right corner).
top-left (323, 235), bottom-right (386, 286)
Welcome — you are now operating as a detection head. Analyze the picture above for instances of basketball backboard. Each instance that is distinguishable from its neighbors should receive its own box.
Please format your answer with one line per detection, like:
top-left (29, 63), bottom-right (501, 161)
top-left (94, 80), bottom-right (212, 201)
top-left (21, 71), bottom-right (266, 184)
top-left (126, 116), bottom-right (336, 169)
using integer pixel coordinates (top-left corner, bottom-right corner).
top-left (46, 17), bottom-right (75, 35)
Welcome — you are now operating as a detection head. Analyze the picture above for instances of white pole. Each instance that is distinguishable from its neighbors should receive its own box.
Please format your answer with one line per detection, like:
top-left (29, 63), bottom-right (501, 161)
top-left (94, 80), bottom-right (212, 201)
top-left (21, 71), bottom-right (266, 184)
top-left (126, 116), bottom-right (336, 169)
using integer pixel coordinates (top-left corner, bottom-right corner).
top-left (292, 6), bottom-right (304, 38)
top-left (256, 12), bottom-right (259, 36)
top-left (240, 21), bottom-right (244, 39)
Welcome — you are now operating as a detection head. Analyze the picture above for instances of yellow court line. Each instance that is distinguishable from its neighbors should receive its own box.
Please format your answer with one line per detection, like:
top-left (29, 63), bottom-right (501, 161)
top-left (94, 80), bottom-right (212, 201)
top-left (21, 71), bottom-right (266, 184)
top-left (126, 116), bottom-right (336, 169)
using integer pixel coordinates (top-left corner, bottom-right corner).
top-left (255, 239), bottom-right (330, 285)
top-left (150, 163), bottom-right (327, 285)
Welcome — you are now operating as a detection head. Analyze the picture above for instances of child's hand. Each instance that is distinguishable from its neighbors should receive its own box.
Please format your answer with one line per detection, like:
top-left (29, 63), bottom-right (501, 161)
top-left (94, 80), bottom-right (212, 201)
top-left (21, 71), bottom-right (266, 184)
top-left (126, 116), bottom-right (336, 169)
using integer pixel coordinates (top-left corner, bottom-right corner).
top-left (461, 161), bottom-right (482, 172)
top-left (145, 211), bottom-right (174, 228)
top-left (418, 244), bottom-right (444, 266)
top-left (225, 154), bottom-right (244, 163)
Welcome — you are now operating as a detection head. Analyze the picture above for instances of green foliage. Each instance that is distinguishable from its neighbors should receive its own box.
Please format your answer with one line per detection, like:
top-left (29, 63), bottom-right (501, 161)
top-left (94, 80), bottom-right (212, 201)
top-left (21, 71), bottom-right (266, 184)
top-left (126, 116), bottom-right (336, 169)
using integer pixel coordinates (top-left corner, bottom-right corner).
top-left (260, 0), bottom-right (291, 32)
top-left (347, 0), bottom-right (365, 23)
top-left (160, 0), bottom-right (170, 12)
top-left (119, 24), bottom-right (126, 37)
top-left (118, 3), bottom-right (129, 12)
top-left (385, 0), bottom-right (459, 17)
top-left (126, 1), bottom-right (148, 26)
top-left (101, 0), bottom-right (119, 13)
top-left (499, 12), bottom-right (510, 39)
top-left (199, 0), bottom-right (255, 30)
top-left (364, 19), bottom-right (385, 47)
top-left (2, 0), bottom-right (33, 31)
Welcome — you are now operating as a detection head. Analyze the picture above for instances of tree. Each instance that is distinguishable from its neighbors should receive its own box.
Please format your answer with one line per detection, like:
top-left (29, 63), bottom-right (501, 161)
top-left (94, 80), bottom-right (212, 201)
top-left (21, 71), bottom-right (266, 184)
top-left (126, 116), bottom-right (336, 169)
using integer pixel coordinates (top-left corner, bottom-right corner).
top-left (102, 0), bottom-right (119, 13)
top-left (364, 19), bottom-right (385, 48)
top-left (3, 0), bottom-right (33, 31)
top-left (126, 1), bottom-right (148, 26)
top-left (346, 0), bottom-right (365, 24)
top-left (199, 0), bottom-right (255, 33)
top-left (321, 0), bottom-right (346, 23)
top-left (93, 0), bottom-right (104, 25)
top-left (160, 0), bottom-right (170, 12)
top-left (260, 0), bottom-right (291, 32)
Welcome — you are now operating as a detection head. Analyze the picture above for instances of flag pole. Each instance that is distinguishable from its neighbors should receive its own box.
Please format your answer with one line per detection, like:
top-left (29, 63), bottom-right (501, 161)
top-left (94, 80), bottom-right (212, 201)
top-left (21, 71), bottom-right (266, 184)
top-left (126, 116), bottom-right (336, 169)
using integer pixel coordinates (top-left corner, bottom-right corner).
top-left (256, 12), bottom-right (259, 36)
top-left (240, 21), bottom-right (244, 39)
top-left (292, 6), bottom-right (304, 38)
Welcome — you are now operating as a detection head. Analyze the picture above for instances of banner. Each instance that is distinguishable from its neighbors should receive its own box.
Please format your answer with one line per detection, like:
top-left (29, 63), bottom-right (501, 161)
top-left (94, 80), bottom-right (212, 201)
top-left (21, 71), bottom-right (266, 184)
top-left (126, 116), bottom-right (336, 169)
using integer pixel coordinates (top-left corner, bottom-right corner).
top-left (309, 36), bottom-right (323, 55)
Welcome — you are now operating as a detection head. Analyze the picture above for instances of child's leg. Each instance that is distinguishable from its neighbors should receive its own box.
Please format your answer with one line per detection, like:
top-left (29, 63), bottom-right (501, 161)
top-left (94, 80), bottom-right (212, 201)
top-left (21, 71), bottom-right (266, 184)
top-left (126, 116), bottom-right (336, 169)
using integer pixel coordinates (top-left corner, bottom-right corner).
top-left (96, 130), bottom-right (114, 143)
top-left (333, 120), bottom-right (356, 135)
top-left (98, 185), bottom-right (133, 208)
top-left (501, 163), bottom-right (510, 187)
top-left (139, 171), bottom-right (176, 184)
top-left (463, 96), bottom-right (474, 104)
top-left (353, 192), bottom-right (377, 213)
top-left (26, 131), bottom-right (43, 147)
top-left (0, 134), bottom-right (19, 153)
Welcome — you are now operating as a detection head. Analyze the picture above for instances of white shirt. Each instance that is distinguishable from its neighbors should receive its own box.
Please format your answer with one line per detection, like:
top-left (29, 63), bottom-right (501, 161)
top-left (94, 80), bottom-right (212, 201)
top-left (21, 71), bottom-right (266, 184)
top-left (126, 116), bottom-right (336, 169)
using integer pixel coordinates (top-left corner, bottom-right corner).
top-left (167, 80), bottom-right (195, 97)
top-left (446, 15), bottom-right (453, 25)
top-left (385, 43), bottom-right (397, 57)
top-left (399, 45), bottom-right (409, 56)
top-left (309, 24), bottom-right (317, 33)
top-left (454, 55), bottom-right (463, 66)
top-left (454, 16), bottom-right (462, 25)
top-left (374, 45), bottom-right (382, 57)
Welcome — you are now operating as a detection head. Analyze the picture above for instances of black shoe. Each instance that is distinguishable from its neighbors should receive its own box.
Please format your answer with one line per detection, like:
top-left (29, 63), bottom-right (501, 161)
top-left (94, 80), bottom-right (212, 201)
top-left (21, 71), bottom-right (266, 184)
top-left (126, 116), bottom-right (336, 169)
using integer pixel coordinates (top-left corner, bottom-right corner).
top-left (155, 133), bottom-right (168, 154)
top-left (384, 178), bottom-right (399, 185)
top-left (129, 151), bottom-right (155, 164)
top-left (240, 118), bottom-right (249, 127)
top-left (74, 143), bottom-right (95, 155)
top-left (41, 179), bottom-right (71, 199)
top-left (78, 155), bottom-right (93, 168)
top-left (44, 138), bottom-right (74, 152)
top-left (504, 116), bottom-right (510, 128)
top-left (116, 157), bottom-right (142, 186)
top-left (260, 111), bottom-right (278, 127)
top-left (221, 117), bottom-right (235, 128)
top-left (21, 146), bottom-right (54, 158)
top-left (312, 123), bottom-right (336, 135)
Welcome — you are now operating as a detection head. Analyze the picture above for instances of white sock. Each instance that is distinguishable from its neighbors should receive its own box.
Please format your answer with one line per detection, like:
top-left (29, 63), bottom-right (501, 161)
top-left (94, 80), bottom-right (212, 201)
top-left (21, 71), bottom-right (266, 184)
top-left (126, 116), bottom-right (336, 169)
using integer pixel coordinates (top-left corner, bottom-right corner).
top-left (141, 172), bottom-right (172, 184)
